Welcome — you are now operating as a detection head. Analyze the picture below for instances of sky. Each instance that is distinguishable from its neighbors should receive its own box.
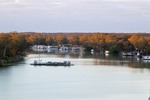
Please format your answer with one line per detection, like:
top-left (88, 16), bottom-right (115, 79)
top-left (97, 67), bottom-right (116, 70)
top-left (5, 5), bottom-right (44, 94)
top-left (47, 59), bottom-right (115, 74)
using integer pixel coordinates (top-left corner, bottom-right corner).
top-left (0, 0), bottom-right (150, 33)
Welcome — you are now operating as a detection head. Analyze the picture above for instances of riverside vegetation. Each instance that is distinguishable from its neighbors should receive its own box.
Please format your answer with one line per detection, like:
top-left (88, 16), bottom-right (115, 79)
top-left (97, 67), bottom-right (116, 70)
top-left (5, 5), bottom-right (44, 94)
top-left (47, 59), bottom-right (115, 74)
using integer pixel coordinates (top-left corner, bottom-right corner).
top-left (0, 32), bottom-right (150, 66)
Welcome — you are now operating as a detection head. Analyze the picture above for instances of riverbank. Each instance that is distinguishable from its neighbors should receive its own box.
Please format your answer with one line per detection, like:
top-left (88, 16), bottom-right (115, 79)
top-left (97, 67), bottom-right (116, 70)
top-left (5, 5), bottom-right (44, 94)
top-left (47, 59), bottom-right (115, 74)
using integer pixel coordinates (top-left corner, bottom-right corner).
top-left (0, 55), bottom-right (25, 67)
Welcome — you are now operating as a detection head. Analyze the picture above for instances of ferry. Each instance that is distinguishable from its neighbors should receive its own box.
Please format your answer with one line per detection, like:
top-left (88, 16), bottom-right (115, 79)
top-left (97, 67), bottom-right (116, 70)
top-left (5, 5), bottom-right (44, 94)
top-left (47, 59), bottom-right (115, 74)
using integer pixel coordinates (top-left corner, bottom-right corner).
top-left (31, 60), bottom-right (73, 66)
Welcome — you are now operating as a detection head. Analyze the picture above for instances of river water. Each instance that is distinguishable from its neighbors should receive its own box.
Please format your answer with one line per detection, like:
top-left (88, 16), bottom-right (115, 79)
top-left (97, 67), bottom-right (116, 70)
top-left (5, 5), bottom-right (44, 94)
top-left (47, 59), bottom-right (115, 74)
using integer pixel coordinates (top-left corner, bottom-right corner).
top-left (0, 51), bottom-right (150, 100)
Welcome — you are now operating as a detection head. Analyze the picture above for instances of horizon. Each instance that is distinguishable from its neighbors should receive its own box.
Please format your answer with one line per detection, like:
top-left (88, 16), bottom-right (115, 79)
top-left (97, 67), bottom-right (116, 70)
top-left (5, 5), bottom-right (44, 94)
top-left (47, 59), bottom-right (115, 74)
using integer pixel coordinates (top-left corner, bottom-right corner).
top-left (1, 31), bottom-right (150, 34)
top-left (0, 0), bottom-right (150, 33)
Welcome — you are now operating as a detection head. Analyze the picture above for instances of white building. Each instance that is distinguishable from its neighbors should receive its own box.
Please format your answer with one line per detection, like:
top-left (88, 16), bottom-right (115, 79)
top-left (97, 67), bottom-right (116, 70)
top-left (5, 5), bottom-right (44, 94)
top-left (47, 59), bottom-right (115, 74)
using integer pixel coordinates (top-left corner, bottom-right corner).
top-left (37, 45), bottom-right (47, 49)
top-left (47, 46), bottom-right (58, 53)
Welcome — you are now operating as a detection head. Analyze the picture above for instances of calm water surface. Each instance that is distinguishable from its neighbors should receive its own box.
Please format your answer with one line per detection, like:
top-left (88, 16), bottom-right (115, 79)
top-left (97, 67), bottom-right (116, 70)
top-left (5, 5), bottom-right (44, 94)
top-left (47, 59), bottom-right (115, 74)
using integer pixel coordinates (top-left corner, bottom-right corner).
top-left (0, 51), bottom-right (150, 100)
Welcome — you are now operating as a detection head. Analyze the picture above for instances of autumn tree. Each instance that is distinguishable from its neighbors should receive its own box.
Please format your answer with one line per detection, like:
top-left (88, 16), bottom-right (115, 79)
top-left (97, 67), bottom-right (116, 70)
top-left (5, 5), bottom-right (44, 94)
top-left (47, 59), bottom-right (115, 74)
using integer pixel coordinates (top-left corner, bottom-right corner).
top-left (144, 41), bottom-right (150, 55)
top-left (68, 35), bottom-right (79, 45)
top-left (46, 36), bottom-right (54, 45)
top-left (89, 33), bottom-right (106, 51)
top-left (27, 35), bottom-right (37, 45)
top-left (90, 33), bottom-right (100, 46)
top-left (34, 33), bottom-right (45, 45)
top-left (117, 34), bottom-right (134, 52)
top-left (128, 34), bottom-right (147, 51)
top-left (79, 34), bottom-right (91, 46)
top-left (8, 33), bottom-right (28, 56)
top-left (56, 34), bottom-right (68, 45)
top-left (26, 33), bottom-right (46, 45)
top-left (0, 34), bottom-right (11, 56)
top-left (105, 34), bottom-right (117, 46)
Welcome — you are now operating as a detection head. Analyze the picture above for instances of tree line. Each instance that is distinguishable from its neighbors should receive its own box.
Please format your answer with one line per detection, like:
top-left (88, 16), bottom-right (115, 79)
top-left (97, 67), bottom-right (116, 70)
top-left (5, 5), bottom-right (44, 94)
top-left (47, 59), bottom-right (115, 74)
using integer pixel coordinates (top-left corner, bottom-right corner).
top-left (0, 32), bottom-right (150, 58)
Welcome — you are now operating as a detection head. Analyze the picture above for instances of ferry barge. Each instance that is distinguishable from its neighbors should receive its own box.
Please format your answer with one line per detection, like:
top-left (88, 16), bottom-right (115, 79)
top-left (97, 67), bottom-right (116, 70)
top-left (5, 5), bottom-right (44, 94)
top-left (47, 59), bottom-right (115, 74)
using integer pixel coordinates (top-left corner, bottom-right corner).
top-left (31, 60), bottom-right (73, 66)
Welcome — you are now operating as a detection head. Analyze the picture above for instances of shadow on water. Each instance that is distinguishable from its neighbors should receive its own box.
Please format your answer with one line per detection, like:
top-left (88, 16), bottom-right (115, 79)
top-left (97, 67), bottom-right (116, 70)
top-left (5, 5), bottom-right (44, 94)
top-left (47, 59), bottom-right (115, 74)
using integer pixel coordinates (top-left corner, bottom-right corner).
top-left (0, 65), bottom-right (11, 70)
top-left (26, 50), bottom-right (150, 69)
top-left (0, 65), bottom-right (13, 76)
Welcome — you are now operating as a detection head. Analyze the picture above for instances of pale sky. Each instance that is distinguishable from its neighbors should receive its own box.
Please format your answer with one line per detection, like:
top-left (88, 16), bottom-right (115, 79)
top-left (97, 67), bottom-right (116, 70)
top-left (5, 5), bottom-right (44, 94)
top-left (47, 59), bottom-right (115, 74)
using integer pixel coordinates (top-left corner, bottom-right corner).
top-left (0, 0), bottom-right (150, 33)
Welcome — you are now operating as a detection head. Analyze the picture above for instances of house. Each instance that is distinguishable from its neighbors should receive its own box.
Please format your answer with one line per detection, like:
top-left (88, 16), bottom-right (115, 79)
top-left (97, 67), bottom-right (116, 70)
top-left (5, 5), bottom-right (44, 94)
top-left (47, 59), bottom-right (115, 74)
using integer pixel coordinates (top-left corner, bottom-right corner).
top-left (47, 46), bottom-right (58, 53)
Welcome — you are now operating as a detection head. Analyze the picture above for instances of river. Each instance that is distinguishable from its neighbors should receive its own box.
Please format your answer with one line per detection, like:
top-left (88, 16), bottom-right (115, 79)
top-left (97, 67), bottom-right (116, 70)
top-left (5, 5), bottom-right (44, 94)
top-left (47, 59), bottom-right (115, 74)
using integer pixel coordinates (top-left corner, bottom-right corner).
top-left (0, 51), bottom-right (150, 100)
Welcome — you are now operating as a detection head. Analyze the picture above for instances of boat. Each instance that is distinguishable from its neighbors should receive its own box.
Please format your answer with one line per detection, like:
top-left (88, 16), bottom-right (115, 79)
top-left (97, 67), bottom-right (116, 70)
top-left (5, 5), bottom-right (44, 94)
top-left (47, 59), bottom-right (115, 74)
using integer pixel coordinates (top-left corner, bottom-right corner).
top-left (142, 56), bottom-right (150, 60)
top-left (31, 60), bottom-right (73, 66)
top-left (136, 52), bottom-right (142, 58)
top-left (59, 47), bottom-right (69, 51)
top-left (122, 52), bottom-right (134, 56)
top-left (91, 49), bottom-right (98, 53)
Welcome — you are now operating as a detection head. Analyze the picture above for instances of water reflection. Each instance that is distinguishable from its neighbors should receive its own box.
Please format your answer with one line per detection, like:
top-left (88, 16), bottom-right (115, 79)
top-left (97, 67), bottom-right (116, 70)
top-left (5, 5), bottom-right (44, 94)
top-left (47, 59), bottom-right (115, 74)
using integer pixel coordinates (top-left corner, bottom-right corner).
top-left (26, 50), bottom-right (150, 69)
top-left (0, 50), bottom-right (150, 100)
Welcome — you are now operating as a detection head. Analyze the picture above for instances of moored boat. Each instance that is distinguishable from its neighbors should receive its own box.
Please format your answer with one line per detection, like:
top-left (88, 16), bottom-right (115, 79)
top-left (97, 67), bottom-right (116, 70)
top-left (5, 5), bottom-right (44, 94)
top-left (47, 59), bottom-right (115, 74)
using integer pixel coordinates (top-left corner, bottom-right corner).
top-left (142, 56), bottom-right (150, 60)
top-left (122, 52), bottom-right (134, 56)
